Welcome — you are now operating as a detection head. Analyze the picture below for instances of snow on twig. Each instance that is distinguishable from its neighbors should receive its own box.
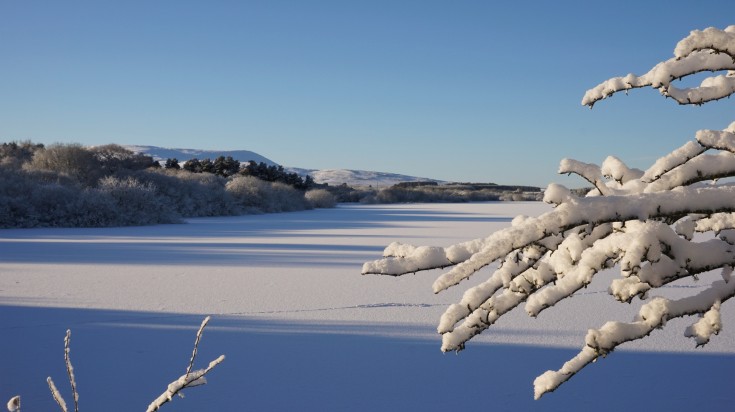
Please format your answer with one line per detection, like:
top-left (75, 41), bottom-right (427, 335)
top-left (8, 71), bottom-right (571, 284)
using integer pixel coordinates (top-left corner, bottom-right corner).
top-left (47, 330), bottom-right (77, 412)
top-left (63, 330), bottom-right (79, 412)
top-left (6, 396), bottom-right (20, 412)
top-left (582, 27), bottom-right (735, 107)
top-left (47, 377), bottom-right (68, 412)
top-left (535, 281), bottom-right (735, 399)
top-left (146, 316), bottom-right (225, 412)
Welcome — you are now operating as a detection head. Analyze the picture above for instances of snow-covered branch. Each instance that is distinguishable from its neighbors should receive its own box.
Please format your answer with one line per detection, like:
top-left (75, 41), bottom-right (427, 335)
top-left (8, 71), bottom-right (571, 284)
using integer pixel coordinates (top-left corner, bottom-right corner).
top-left (63, 331), bottom-right (79, 412)
top-left (582, 26), bottom-right (735, 107)
top-left (535, 280), bottom-right (735, 399)
top-left (16, 318), bottom-right (224, 410)
top-left (675, 26), bottom-right (735, 60)
top-left (47, 377), bottom-right (68, 412)
top-left (146, 316), bottom-right (225, 412)
top-left (47, 330), bottom-right (77, 412)
top-left (365, 24), bottom-right (735, 400)
top-left (363, 185), bottom-right (735, 282)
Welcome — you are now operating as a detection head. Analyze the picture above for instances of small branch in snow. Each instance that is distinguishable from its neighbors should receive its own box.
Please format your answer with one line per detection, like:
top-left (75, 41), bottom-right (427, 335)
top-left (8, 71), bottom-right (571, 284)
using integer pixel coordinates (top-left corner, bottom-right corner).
top-left (146, 316), bottom-right (225, 412)
top-left (47, 377), bottom-right (68, 412)
top-left (63, 330), bottom-right (79, 412)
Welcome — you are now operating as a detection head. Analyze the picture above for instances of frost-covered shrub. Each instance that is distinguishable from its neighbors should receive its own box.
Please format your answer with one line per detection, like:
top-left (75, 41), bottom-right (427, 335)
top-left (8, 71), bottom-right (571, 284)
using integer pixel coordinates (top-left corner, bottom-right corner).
top-left (174, 171), bottom-right (240, 216)
top-left (225, 175), bottom-right (266, 212)
top-left (1, 142), bottom-right (319, 228)
top-left (226, 175), bottom-right (310, 213)
top-left (130, 169), bottom-right (240, 217)
top-left (0, 167), bottom-right (37, 228)
top-left (305, 189), bottom-right (337, 208)
top-left (363, 25), bottom-right (735, 399)
top-left (28, 183), bottom-right (88, 227)
top-left (25, 143), bottom-right (101, 184)
top-left (264, 182), bottom-right (311, 212)
top-left (0, 141), bottom-right (44, 168)
top-left (0, 168), bottom-right (121, 228)
top-left (90, 144), bottom-right (158, 174)
top-left (96, 176), bottom-right (180, 225)
top-left (374, 184), bottom-right (541, 203)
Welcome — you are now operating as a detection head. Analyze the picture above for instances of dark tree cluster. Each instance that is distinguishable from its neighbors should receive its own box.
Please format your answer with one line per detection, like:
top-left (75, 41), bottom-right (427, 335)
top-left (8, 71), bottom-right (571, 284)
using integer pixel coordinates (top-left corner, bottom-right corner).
top-left (178, 156), bottom-right (240, 177)
top-left (239, 161), bottom-right (315, 190)
top-left (172, 157), bottom-right (316, 189)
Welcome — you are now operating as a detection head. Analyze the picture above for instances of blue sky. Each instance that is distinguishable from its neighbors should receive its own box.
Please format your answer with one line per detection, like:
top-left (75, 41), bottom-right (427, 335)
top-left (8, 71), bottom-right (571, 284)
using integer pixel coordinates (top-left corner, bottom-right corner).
top-left (2, 1), bottom-right (733, 186)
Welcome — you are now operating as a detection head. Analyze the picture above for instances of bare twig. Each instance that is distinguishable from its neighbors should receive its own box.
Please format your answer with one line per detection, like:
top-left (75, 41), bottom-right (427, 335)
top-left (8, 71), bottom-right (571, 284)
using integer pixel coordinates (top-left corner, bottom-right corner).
top-left (185, 316), bottom-right (210, 380)
top-left (47, 377), bottom-right (68, 412)
top-left (146, 317), bottom-right (225, 412)
top-left (64, 330), bottom-right (79, 412)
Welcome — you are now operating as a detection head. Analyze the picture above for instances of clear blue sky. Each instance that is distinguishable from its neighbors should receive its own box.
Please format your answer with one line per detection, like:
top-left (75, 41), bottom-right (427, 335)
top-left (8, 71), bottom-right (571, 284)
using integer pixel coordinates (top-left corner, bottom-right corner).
top-left (2, 1), bottom-right (733, 186)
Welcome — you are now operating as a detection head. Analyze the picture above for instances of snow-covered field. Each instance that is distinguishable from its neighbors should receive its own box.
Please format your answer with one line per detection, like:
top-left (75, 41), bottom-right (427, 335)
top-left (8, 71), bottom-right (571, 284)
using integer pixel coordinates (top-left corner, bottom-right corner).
top-left (2, 202), bottom-right (733, 411)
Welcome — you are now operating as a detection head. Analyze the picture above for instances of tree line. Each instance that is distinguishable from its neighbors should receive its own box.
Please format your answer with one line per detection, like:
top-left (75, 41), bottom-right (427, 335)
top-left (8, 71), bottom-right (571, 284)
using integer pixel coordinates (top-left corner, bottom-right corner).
top-left (0, 142), bottom-right (335, 228)
top-left (163, 156), bottom-right (315, 190)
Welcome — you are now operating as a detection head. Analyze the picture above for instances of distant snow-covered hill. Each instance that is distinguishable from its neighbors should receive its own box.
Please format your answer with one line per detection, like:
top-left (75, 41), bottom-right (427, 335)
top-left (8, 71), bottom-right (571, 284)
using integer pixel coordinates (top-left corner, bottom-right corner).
top-left (288, 167), bottom-right (441, 187)
top-left (125, 145), bottom-right (440, 187)
top-left (123, 145), bottom-right (276, 166)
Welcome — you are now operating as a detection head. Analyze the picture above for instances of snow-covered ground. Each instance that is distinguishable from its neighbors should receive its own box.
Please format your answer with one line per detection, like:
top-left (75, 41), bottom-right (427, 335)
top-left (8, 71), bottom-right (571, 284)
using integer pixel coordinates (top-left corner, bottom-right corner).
top-left (2, 203), bottom-right (733, 411)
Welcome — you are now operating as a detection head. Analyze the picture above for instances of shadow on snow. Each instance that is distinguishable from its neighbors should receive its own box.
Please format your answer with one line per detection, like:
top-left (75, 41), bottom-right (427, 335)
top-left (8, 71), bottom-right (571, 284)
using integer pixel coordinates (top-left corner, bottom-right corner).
top-left (0, 204), bottom-right (513, 266)
top-left (2, 304), bottom-right (733, 412)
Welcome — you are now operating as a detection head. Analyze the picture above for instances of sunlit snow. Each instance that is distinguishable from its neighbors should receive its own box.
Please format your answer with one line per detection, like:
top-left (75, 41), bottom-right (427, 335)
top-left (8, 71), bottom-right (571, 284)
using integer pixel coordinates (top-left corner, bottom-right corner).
top-left (2, 203), bottom-right (733, 410)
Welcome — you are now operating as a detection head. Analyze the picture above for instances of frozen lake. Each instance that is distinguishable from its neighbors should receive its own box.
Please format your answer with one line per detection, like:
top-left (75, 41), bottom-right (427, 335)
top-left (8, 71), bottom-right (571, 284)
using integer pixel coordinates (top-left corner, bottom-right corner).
top-left (2, 202), bottom-right (733, 410)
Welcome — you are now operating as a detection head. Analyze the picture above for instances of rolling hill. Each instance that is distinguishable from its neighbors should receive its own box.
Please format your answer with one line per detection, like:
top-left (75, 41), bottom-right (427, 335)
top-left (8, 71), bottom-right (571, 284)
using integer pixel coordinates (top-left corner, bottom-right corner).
top-left (125, 145), bottom-right (441, 187)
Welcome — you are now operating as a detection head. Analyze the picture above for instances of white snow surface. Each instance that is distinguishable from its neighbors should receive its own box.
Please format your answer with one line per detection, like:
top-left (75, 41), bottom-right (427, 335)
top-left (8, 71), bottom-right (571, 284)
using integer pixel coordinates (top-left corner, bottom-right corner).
top-left (2, 203), bottom-right (733, 410)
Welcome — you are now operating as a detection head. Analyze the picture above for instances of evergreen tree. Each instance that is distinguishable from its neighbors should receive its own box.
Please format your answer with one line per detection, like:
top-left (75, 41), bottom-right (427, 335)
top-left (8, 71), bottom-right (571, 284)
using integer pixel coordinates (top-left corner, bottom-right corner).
top-left (183, 158), bottom-right (201, 173)
top-left (164, 158), bottom-right (181, 170)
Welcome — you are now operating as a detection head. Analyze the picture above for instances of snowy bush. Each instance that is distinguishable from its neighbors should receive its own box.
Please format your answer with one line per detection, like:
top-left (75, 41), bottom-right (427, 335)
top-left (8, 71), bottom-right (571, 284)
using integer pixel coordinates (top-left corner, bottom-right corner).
top-left (262, 181), bottom-right (312, 212)
top-left (226, 175), bottom-right (310, 213)
top-left (0, 167), bottom-right (111, 228)
top-left (363, 25), bottom-right (735, 399)
top-left (225, 175), bottom-right (272, 212)
top-left (305, 189), bottom-right (337, 208)
top-left (129, 169), bottom-right (240, 218)
top-left (1, 143), bottom-right (326, 228)
top-left (96, 176), bottom-right (180, 226)
top-left (89, 144), bottom-right (158, 174)
top-left (25, 143), bottom-right (101, 184)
